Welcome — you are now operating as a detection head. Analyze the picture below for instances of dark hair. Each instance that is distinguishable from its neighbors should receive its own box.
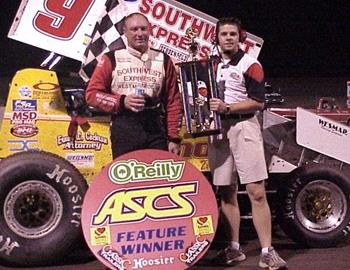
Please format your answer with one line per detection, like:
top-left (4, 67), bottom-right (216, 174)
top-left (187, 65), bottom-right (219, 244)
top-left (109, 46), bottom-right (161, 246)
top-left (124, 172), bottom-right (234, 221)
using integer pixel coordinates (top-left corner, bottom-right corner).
top-left (215, 17), bottom-right (247, 43)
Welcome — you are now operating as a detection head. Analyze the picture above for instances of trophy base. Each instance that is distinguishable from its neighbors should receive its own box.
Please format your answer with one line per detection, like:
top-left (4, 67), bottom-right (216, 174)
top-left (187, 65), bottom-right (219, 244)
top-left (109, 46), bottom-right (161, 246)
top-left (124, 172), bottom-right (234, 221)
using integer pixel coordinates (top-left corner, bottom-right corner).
top-left (189, 129), bottom-right (222, 138)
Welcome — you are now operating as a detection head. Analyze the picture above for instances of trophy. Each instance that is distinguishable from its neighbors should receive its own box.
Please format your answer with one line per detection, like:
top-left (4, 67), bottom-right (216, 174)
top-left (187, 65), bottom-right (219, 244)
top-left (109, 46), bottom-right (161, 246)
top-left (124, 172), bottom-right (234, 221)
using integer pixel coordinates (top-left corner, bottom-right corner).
top-left (176, 28), bottom-right (222, 137)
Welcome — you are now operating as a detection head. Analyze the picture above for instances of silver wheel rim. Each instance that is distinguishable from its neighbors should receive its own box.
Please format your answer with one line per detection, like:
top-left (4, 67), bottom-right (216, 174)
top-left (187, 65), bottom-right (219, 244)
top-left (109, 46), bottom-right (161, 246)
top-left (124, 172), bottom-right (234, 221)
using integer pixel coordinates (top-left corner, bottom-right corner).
top-left (4, 180), bottom-right (63, 239)
top-left (296, 180), bottom-right (347, 233)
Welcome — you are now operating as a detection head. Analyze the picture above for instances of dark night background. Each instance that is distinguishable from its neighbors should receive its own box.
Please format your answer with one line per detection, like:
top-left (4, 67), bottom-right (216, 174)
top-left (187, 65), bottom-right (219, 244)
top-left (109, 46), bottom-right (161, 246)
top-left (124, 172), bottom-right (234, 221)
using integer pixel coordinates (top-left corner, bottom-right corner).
top-left (0, 1), bottom-right (349, 78)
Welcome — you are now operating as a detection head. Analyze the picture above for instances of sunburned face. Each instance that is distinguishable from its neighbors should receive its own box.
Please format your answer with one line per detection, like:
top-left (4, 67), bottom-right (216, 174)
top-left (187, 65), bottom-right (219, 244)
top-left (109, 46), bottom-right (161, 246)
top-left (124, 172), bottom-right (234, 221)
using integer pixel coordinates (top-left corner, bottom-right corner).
top-left (217, 24), bottom-right (240, 55)
top-left (124, 14), bottom-right (150, 53)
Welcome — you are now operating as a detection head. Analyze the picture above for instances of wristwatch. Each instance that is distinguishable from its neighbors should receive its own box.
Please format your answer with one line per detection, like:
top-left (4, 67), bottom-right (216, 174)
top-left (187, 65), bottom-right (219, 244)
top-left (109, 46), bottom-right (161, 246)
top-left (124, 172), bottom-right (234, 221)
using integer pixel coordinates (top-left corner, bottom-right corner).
top-left (225, 104), bottom-right (231, 115)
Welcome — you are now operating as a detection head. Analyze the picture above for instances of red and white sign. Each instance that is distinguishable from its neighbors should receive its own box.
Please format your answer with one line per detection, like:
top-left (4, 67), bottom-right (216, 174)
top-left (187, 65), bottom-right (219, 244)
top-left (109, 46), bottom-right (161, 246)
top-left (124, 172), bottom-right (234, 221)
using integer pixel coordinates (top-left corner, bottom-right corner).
top-left (82, 149), bottom-right (218, 270)
top-left (8, 0), bottom-right (106, 60)
top-left (140, 0), bottom-right (263, 60)
top-left (296, 108), bottom-right (350, 164)
top-left (8, 0), bottom-right (263, 62)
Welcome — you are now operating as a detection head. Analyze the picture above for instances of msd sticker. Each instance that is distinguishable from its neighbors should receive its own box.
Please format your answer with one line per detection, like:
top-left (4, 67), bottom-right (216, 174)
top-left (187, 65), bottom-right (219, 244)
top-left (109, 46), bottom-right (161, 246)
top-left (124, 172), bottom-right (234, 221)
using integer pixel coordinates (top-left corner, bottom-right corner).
top-left (82, 149), bottom-right (218, 270)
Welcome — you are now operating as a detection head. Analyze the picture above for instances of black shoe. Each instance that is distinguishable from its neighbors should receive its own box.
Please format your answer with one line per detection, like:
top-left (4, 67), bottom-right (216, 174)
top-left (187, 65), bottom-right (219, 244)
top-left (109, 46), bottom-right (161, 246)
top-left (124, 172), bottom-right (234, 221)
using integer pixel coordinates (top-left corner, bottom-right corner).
top-left (211, 247), bottom-right (246, 265)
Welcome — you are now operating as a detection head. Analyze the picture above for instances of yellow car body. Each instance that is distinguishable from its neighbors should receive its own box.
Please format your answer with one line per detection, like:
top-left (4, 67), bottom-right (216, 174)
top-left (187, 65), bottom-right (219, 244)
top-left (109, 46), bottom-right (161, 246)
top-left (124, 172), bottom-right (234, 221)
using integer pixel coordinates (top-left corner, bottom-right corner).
top-left (0, 68), bottom-right (209, 184)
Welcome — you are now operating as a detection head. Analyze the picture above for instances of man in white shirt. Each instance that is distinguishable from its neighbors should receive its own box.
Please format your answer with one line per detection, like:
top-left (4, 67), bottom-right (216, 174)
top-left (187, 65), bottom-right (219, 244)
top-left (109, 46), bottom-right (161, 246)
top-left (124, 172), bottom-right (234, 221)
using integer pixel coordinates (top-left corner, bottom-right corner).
top-left (209, 17), bottom-right (287, 270)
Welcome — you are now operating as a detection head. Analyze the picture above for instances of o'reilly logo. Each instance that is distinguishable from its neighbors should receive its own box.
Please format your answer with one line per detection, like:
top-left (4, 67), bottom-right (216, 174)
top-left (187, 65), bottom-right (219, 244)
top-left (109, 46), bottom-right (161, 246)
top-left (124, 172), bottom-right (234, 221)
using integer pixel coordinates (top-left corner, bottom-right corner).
top-left (108, 159), bottom-right (185, 184)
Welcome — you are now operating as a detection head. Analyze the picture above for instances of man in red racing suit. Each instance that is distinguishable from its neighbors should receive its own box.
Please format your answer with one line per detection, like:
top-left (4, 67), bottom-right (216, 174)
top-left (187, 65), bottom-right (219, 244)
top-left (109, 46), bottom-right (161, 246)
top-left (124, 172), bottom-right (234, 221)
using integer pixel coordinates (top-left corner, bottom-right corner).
top-left (86, 13), bottom-right (182, 158)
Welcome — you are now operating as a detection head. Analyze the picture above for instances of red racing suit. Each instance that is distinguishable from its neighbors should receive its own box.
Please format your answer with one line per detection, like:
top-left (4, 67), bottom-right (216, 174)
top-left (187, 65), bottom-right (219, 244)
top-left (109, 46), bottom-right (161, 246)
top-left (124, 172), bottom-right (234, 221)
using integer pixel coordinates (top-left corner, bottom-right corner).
top-left (86, 46), bottom-right (182, 157)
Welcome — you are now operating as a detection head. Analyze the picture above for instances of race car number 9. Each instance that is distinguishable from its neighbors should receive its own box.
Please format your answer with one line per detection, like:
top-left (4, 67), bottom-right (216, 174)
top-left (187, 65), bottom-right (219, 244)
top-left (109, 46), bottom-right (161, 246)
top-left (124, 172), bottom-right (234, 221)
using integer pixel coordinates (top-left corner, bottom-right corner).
top-left (33, 0), bottom-right (95, 40)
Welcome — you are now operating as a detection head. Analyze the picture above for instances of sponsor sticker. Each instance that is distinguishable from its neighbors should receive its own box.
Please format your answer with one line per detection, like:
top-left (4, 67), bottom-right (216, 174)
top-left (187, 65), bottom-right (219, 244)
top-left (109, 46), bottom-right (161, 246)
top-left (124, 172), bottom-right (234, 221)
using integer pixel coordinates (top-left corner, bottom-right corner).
top-left (90, 226), bottom-right (111, 246)
top-left (82, 149), bottom-right (218, 270)
top-left (8, 139), bottom-right (39, 152)
top-left (57, 131), bottom-right (108, 151)
top-left (66, 153), bottom-right (95, 168)
top-left (98, 245), bottom-right (131, 270)
top-left (12, 100), bottom-right (37, 111)
top-left (31, 82), bottom-right (60, 99)
top-left (11, 111), bottom-right (37, 125)
top-left (18, 86), bottom-right (32, 98)
top-left (179, 235), bottom-right (210, 265)
top-left (192, 216), bottom-right (214, 236)
top-left (10, 124), bottom-right (39, 138)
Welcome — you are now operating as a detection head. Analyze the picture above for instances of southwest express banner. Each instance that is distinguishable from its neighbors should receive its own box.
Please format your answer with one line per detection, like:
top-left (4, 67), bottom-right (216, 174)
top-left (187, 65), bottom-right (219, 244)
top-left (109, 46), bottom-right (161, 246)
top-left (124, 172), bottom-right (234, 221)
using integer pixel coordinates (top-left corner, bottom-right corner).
top-left (8, 0), bottom-right (264, 62)
top-left (82, 149), bottom-right (219, 270)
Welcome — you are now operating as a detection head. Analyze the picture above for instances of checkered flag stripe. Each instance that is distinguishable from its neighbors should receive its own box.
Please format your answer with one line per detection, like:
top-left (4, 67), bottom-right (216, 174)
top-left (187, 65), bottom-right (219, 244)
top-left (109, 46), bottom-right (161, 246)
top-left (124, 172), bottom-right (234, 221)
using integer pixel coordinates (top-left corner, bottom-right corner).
top-left (80, 0), bottom-right (128, 81)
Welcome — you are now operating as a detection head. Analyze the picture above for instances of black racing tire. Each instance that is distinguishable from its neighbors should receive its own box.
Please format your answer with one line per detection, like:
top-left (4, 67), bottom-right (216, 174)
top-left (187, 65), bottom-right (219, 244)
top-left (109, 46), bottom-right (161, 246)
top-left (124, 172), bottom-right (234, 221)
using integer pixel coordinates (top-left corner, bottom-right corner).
top-left (0, 150), bottom-right (88, 266)
top-left (277, 164), bottom-right (350, 248)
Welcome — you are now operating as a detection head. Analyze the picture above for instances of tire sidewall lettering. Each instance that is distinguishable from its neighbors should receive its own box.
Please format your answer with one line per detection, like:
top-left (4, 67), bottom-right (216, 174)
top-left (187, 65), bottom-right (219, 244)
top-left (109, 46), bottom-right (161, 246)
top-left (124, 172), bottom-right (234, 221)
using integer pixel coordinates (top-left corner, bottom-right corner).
top-left (0, 151), bottom-right (88, 266)
top-left (278, 165), bottom-right (350, 247)
top-left (46, 163), bottom-right (83, 225)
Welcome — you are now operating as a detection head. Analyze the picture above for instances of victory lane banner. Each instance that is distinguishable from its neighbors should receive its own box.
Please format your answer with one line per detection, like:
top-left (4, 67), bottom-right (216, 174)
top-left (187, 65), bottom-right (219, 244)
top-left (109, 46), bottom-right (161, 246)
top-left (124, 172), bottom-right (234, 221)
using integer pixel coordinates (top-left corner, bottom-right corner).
top-left (82, 149), bottom-right (218, 270)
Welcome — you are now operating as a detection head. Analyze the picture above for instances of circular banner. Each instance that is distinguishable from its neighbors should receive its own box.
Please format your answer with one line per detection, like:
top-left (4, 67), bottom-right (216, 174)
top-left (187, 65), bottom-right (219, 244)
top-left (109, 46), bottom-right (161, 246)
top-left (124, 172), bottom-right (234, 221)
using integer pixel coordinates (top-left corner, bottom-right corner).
top-left (82, 149), bottom-right (218, 270)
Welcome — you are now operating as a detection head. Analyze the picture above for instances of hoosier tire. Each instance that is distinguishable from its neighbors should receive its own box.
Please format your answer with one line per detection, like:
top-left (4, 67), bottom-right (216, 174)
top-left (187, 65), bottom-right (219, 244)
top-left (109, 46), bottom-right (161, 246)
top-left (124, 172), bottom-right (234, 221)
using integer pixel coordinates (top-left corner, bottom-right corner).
top-left (0, 151), bottom-right (88, 266)
top-left (277, 164), bottom-right (350, 248)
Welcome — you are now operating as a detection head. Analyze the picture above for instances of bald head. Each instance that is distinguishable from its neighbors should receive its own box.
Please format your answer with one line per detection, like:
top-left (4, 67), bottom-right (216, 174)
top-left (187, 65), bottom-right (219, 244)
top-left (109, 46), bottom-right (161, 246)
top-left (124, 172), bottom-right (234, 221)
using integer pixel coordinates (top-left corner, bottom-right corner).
top-left (123, 13), bottom-right (150, 53)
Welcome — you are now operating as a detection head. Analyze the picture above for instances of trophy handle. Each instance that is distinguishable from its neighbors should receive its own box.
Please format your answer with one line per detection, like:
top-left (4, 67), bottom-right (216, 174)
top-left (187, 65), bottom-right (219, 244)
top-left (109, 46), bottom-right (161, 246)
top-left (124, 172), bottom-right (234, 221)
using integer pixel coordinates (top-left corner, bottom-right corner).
top-left (179, 66), bottom-right (193, 134)
top-left (207, 58), bottom-right (222, 132)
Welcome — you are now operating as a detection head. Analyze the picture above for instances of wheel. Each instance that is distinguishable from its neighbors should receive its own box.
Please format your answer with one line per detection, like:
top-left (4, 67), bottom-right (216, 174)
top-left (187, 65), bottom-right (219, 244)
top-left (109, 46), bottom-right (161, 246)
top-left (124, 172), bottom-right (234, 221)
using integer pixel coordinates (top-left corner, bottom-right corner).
top-left (277, 164), bottom-right (350, 248)
top-left (0, 151), bottom-right (88, 266)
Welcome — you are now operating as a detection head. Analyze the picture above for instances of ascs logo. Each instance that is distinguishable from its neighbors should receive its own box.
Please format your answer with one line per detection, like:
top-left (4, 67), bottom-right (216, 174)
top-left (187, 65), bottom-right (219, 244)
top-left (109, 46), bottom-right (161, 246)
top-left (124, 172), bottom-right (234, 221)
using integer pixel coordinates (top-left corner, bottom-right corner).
top-left (82, 149), bottom-right (218, 270)
top-left (92, 182), bottom-right (198, 225)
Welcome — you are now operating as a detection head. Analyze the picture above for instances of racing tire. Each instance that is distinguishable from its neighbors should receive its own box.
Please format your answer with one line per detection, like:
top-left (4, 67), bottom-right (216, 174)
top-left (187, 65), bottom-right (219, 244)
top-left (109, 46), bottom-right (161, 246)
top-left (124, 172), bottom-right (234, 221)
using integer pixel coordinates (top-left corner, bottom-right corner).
top-left (0, 151), bottom-right (88, 266)
top-left (277, 164), bottom-right (350, 248)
